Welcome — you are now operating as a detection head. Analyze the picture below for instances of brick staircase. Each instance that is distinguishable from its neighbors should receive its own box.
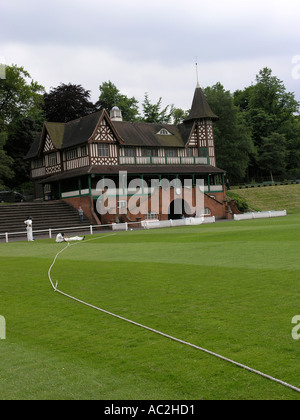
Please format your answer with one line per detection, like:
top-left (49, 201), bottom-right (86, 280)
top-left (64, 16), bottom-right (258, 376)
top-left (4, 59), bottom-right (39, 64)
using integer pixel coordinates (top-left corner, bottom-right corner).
top-left (0, 201), bottom-right (90, 235)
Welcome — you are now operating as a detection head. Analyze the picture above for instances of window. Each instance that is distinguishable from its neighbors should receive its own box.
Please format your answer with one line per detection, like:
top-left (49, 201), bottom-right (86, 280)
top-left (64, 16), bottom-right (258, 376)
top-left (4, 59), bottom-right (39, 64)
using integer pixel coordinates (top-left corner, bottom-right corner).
top-left (165, 148), bottom-right (177, 157)
top-left (200, 147), bottom-right (207, 157)
top-left (66, 148), bottom-right (78, 160)
top-left (80, 145), bottom-right (87, 157)
top-left (33, 158), bottom-right (44, 169)
top-left (201, 207), bottom-right (211, 216)
top-left (157, 128), bottom-right (172, 136)
top-left (187, 148), bottom-right (198, 157)
top-left (117, 200), bottom-right (127, 209)
top-left (145, 211), bottom-right (158, 220)
top-left (124, 148), bottom-right (135, 157)
top-left (141, 148), bottom-right (158, 157)
top-left (98, 144), bottom-right (109, 157)
top-left (141, 148), bottom-right (152, 157)
top-left (48, 153), bottom-right (57, 166)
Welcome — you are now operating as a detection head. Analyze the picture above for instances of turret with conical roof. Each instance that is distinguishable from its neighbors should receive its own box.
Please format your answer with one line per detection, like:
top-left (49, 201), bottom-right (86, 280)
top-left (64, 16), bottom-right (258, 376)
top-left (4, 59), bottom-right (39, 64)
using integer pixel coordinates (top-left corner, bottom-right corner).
top-left (184, 84), bottom-right (218, 167)
top-left (184, 84), bottom-right (218, 122)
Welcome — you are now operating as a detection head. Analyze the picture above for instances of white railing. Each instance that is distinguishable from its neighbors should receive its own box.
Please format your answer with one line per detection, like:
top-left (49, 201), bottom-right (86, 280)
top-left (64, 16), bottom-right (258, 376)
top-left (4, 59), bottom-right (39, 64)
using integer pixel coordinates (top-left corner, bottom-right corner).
top-left (119, 156), bottom-right (209, 165)
top-left (180, 157), bottom-right (194, 164)
top-left (31, 167), bottom-right (46, 178)
top-left (140, 216), bottom-right (215, 229)
top-left (61, 189), bottom-right (90, 198)
top-left (0, 225), bottom-right (95, 243)
top-left (165, 157), bottom-right (181, 165)
top-left (234, 210), bottom-right (287, 220)
top-left (63, 156), bottom-right (90, 171)
top-left (136, 156), bottom-right (151, 165)
top-left (151, 157), bottom-right (166, 164)
top-left (195, 157), bottom-right (209, 164)
top-left (204, 185), bottom-right (223, 192)
top-left (0, 216), bottom-right (215, 243)
top-left (119, 156), bottom-right (135, 165)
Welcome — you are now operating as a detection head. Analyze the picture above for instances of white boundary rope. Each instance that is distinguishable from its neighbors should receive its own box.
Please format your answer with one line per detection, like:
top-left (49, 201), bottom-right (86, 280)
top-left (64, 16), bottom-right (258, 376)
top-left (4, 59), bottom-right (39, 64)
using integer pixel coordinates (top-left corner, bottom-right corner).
top-left (48, 234), bottom-right (300, 395)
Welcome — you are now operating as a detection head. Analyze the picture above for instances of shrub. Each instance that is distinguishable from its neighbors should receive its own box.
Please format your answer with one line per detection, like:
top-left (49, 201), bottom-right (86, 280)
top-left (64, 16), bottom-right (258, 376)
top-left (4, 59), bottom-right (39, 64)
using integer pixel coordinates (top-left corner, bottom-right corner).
top-left (227, 191), bottom-right (250, 212)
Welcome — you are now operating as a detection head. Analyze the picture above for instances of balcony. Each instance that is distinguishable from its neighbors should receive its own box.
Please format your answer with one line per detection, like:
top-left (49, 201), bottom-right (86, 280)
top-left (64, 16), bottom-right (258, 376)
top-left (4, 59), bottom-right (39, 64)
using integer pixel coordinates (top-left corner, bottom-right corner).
top-left (119, 156), bottom-right (209, 165)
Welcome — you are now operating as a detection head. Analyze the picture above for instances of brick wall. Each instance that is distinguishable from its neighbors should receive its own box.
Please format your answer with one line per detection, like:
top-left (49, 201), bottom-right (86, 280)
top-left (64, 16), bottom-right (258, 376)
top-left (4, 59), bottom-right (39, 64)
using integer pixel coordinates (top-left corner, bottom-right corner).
top-left (62, 186), bottom-right (230, 227)
top-left (95, 186), bottom-right (228, 225)
top-left (62, 195), bottom-right (100, 225)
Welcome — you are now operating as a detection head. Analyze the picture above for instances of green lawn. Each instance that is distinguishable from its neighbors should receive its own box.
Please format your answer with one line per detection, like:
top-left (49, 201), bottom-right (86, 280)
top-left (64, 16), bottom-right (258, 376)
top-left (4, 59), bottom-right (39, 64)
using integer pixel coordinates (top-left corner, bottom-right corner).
top-left (1, 214), bottom-right (300, 400)
top-left (229, 183), bottom-right (300, 214)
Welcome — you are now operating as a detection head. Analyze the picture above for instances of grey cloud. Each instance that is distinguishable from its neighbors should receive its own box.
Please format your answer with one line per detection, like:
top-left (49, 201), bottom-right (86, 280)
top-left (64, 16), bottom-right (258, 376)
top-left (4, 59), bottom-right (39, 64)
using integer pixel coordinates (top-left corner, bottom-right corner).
top-left (1, 0), bottom-right (299, 105)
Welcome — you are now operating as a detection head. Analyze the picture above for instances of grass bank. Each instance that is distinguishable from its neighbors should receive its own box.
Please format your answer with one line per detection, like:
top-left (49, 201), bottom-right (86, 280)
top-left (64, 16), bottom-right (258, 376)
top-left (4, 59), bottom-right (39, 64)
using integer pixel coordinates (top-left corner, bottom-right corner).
top-left (228, 183), bottom-right (300, 215)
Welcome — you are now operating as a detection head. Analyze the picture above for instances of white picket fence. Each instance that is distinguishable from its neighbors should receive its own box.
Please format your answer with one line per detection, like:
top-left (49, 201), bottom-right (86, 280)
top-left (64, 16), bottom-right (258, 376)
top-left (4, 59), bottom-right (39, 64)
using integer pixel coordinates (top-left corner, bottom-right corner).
top-left (234, 210), bottom-right (287, 221)
top-left (139, 216), bottom-right (215, 230)
top-left (1, 217), bottom-right (215, 242)
top-left (0, 224), bottom-right (95, 243)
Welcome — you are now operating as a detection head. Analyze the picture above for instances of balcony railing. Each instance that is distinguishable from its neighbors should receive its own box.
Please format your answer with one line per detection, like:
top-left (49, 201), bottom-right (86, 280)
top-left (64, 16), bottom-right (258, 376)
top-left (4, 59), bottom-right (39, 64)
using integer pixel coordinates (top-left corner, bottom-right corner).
top-left (119, 156), bottom-right (209, 165)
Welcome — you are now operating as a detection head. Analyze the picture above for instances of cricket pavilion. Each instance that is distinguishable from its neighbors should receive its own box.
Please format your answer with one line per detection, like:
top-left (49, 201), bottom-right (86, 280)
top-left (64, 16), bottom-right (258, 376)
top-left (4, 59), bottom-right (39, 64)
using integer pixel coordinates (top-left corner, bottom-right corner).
top-left (26, 84), bottom-right (236, 226)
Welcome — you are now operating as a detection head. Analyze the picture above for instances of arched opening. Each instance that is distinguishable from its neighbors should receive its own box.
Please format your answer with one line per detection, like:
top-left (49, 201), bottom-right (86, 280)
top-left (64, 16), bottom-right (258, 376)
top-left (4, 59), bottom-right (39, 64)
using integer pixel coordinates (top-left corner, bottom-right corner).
top-left (168, 199), bottom-right (192, 220)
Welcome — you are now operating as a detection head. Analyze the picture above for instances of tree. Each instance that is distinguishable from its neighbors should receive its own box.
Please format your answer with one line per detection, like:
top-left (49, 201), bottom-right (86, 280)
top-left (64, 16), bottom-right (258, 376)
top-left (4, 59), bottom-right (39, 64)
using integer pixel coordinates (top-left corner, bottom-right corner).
top-left (257, 133), bottom-right (287, 179)
top-left (96, 81), bottom-right (140, 122)
top-left (5, 116), bottom-right (43, 189)
top-left (171, 107), bottom-right (189, 124)
top-left (43, 83), bottom-right (96, 122)
top-left (234, 67), bottom-right (300, 180)
top-left (0, 65), bottom-right (44, 189)
top-left (204, 83), bottom-right (255, 183)
top-left (0, 65), bottom-right (44, 129)
top-left (96, 81), bottom-right (188, 124)
top-left (284, 115), bottom-right (300, 179)
top-left (140, 93), bottom-right (174, 124)
top-left (236, 68), bottom-right (299, 147)
top-left (0, 132), bottom-right (14, 190)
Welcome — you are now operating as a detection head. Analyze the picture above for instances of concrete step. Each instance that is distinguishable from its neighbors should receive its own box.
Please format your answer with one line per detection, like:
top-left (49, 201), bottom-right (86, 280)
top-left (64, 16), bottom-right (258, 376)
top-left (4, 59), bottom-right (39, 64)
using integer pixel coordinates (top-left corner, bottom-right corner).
top-left (0, 201), bottom-right (90, 233)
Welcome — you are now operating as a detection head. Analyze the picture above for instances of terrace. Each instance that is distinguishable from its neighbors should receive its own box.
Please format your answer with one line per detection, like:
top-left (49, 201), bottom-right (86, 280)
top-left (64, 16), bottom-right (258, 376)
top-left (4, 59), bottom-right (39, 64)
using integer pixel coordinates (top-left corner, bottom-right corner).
top-left (119, 156), bottom-right (209, 165)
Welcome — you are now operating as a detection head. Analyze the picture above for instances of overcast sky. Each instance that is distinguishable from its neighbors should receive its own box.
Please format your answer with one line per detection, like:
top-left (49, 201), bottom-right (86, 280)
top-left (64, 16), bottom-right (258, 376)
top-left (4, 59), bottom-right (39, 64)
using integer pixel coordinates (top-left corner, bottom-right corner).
top-left (1, 0), bottom-right (300, 111)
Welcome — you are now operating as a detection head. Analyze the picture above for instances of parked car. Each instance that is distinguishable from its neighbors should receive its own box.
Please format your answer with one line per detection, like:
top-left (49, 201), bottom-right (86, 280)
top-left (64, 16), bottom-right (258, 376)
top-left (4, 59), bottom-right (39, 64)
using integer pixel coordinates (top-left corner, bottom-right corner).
top-left (0, 191), bottom-right (26, 203)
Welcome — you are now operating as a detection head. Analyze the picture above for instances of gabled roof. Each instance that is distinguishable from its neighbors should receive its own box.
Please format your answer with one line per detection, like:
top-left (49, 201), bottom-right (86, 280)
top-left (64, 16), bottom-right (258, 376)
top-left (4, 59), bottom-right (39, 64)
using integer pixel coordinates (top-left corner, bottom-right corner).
top-left (184, 85), bottom-right (219, 122)
top-left (44, 122), bottom-right (65, 149)
top-left (112, 120), bottom-right (184, 148)
top-left (63, 111), bottom-right (103, 148)
top-left (88, 110), bottom-right (124, 145)
top-left (25, 132), bottom-right (43, 159)
top-left (25, 110), bottom-right (121, 159)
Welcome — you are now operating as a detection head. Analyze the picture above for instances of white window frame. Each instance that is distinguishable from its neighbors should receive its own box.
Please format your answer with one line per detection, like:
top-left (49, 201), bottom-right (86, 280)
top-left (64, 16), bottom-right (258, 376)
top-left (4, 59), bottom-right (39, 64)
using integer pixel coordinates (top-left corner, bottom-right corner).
top-left (117, 200), bottom-right (127, 209)
top-left (145, 211), bottom-right (158, 220)
top-left (66, 148), bottom-right (78, 160)
top-left (48, 152), bottom-right (57, 166)
top-left (98, 144), bottom-right (109, 157)
top-left (157, 128), bottom-right (172, 136)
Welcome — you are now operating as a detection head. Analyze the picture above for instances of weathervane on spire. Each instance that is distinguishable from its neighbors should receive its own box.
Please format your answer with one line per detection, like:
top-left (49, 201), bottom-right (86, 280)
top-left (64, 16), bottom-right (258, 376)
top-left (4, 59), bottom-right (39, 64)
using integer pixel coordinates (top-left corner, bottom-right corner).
top-left (195, 57), bottom-right (200, 88)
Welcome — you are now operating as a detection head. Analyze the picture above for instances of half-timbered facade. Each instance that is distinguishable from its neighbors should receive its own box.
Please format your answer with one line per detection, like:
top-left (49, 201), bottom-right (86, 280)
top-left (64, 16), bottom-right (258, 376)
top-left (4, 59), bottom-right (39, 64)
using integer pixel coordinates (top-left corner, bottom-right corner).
top-left (26, 85), bottom-right (230, 224)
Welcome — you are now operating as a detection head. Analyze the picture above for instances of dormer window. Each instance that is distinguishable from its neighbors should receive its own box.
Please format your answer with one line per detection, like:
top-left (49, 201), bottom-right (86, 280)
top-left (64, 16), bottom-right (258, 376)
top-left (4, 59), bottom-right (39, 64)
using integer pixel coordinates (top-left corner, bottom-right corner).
top-left (157, 128), bottom-right (172, 136)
